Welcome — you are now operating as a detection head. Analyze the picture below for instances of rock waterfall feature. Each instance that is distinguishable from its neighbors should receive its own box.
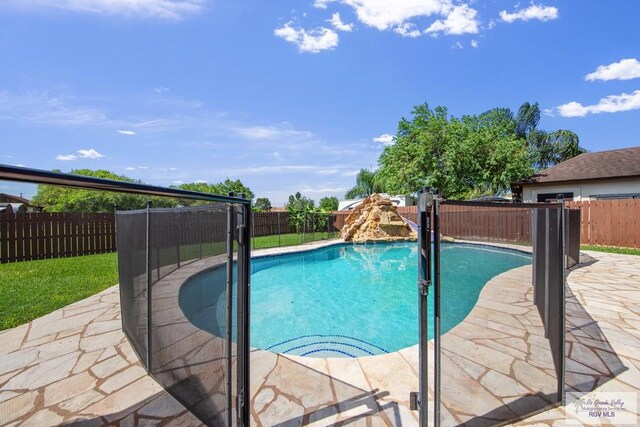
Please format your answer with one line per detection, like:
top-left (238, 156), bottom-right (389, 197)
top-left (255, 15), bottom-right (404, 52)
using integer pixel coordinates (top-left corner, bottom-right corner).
top-left (340, 194), bottom-right (417, 243)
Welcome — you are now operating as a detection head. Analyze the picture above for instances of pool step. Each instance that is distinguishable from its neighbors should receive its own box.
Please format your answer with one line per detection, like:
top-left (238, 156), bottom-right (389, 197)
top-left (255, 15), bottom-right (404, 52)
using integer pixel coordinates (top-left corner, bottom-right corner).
top-left (266, 335), bottom-right (389, 358)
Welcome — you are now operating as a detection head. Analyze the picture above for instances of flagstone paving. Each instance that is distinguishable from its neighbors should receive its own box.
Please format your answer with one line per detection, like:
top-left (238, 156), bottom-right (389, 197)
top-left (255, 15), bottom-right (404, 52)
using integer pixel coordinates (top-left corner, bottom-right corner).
top-left (0, 244), bottom-right (638, 426)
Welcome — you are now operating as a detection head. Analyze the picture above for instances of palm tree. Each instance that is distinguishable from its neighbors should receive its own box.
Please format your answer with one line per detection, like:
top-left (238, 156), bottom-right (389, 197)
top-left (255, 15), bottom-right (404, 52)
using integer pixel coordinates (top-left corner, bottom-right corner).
top-left (516, 102), bottom-right (586, 170)
top-left (345, 169), bottom-right (384, 199)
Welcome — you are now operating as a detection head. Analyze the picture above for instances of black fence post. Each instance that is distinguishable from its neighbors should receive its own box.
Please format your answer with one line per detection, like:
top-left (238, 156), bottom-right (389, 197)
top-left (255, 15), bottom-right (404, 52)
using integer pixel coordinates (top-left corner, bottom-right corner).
top-left (236, 198), bottom-right (251, 427)
top-left (145, 200), bottom-right (153, 373)
top-left (433, 190), bottom-right (441, 427)
top-left (411, 188), bottom-right (433, 426)
top-left (225, 198), bottom-right (235, 427)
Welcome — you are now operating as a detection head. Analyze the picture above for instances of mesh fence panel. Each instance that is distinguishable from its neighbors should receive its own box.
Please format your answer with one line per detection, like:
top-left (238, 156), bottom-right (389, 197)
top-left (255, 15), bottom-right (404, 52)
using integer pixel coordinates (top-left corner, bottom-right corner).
top-left (436, 202), bottom-right (565, 426)
top-left (117, 204), bottom-right (231, 426)
top-left (116, 209), bottom-right (149, 366)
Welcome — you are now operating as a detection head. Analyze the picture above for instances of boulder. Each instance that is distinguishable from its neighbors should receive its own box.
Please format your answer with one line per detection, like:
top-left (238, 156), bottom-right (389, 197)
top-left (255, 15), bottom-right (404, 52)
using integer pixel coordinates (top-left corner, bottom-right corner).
top-left (340, 194), bottom-right (417, 243)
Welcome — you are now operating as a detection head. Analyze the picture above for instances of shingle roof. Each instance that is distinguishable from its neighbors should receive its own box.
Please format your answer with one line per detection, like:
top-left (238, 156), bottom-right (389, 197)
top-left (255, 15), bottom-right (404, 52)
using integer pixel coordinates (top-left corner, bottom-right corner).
top-left (518, 146), bottom-right (640, 184)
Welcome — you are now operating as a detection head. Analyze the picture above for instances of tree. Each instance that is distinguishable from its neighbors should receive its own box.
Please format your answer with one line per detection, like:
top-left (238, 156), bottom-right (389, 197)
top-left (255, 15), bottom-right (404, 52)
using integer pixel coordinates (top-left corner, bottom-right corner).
top-left (515, 102), bottom-right (586, 170)
top-left (175, 179), bottom-right (254, 206)
top-left (286, 192), bottom-right (315, 211)
top-left (253, 197), bottom-right (272, 212)
top-left (319, 196), bottom-right (339, 212)
top-left (376, 103), bottom-right (533, 199)
top-left (345, 169), bottom-right (385, 199)
top-left (376, 101), bottom-right (585, 199)
top-left (32, 169), bottom-right (177, 212)
top-left (285, 192), bottom-right (327, 233)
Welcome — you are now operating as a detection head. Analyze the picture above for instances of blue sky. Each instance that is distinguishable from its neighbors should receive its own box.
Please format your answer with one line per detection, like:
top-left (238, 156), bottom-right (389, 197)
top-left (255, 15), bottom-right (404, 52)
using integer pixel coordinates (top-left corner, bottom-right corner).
top-left (1, 0), bottom-right (639, 206)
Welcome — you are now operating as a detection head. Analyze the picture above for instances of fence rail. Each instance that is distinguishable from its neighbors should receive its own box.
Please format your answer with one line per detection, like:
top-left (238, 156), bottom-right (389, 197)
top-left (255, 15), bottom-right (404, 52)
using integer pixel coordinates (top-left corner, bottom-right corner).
top-left (0, 205), bottom-right (116, 263)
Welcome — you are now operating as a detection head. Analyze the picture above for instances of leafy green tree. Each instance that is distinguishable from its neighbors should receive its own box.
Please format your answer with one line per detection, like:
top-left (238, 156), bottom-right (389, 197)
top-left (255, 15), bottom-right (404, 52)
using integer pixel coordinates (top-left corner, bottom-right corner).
top-left (319, 196), bottom-right (339, 212)
top-left (515, 102), bottom-right (585, 170)
top-left (32, 169), bottom-right (177, 212)
top-left (345, 169), bottom-right (386, 199)
top-left (285, 192), bottom-right (328, 232)
top-left (253, 197), bottom-right (272, 212)
top-left (175, 179), bottom-right (254, 206)
top-left (377, 103), bottom-right (533, 199)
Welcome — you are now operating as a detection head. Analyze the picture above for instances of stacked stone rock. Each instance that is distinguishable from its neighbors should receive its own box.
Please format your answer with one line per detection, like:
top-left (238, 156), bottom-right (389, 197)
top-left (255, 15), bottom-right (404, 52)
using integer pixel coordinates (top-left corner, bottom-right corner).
top-left (339, 194), bottom-right (417, 243)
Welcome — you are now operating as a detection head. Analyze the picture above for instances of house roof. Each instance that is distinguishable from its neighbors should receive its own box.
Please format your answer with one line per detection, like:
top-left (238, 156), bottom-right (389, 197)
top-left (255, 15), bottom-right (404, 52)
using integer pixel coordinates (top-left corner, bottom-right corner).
top-left (516, 146), bottom-right (640, 185)
top-left (0, 193), bottom-right (31, 204)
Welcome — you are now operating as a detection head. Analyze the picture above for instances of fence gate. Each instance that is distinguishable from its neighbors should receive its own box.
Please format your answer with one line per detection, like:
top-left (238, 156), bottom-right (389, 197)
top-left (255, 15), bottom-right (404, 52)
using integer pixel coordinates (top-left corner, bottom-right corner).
top-left (414, 190), bottom-right (567, 426)
top-left (116, 203), bottom-right (251, 427)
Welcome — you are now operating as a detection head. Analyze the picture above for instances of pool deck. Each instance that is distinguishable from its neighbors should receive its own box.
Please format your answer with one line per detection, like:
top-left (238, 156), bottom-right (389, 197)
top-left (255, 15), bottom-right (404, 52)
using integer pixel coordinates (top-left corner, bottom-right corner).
top-left (0, 241), bottom-right (639, 426)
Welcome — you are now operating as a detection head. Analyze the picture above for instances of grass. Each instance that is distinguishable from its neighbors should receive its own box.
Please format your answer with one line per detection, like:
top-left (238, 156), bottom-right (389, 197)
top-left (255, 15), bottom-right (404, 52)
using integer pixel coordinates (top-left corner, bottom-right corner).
top-left (252, 232), bottom-right (336, 249)
top-left (0, 232), bottom-right (338, 331)
top-left (0, 252), bottom-right (119, 330)
top-left (581, 244), bottom-right (640, 256)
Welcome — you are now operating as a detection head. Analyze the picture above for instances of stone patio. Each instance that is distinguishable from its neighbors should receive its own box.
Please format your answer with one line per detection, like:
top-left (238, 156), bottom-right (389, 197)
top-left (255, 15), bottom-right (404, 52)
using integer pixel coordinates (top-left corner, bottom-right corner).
top-left (0, 243), bottom-right (638, 426)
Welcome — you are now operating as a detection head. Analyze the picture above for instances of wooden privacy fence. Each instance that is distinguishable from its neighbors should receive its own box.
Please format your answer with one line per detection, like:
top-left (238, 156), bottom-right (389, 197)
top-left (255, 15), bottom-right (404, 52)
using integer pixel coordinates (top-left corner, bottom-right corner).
top-left (0, 206), bottom-right (116, 263)
top-left (2, 199), bottom-right (637, 263)
top-left (439, 204), bottom-right (533, 243)
top-left (566, 199), bottom-right (640, 249)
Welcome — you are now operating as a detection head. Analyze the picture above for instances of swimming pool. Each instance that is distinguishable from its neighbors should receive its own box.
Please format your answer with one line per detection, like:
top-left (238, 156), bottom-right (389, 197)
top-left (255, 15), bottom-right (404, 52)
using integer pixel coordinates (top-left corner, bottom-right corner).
top-left (179, 242), bottom-right (531, 358)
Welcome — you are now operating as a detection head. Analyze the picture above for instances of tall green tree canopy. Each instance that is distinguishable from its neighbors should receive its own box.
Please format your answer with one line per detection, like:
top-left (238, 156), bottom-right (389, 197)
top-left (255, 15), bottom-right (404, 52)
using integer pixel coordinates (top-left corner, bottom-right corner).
top-left (375, 102), bottom-right (584, 200)
top-left (175, 179), bottom-right (254, 206)
top-left (33, 170), bottom-right (254, 212)
top-left (319, 196), bottom-right (339, 211)
top-left (32, 169), bottom-right (177, 212)
top-left (286, 192), bottom-right (315, 212)
top-left (253, 197), bottom-right (272, 212)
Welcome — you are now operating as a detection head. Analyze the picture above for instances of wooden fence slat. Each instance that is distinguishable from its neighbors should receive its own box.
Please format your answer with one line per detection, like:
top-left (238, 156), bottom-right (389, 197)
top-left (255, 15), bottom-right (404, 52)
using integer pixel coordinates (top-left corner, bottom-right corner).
top-left (15, 212), bottom-right (25, 261)
top-left (0, 209), bottom-right (6, 263)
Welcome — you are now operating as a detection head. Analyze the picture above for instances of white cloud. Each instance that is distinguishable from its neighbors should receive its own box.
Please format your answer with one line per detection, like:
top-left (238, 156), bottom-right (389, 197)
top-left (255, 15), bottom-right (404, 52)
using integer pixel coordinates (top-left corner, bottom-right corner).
top-left (373, 133), bottom-right (394, 145)
top-left (500, 4), bottom-right (558, 23)
top-left (470, 39), bottom-right (479, 48)
top-left (340, 0), bottom-right (451, 31)
top-left (232, 124), bottom-right (314, 140)
top-left (274, 21), bottom-right (339, 53)
top-left (394, 22), bottom-right (421, 38)
top-left (124, 167), bottom-right (136, 170)
top-left (329, 12), bottom-right (354, 31)
top-left (585, 58), bottom-right (640, 82)
top-left (117, 130), bottom-right (136, 135)
top-left (56, 148), bottom-right (104, 161)
top-left (313, 0), bottom-right (336, 9)
top-left (425, 4), bottom-right (479, 36)
top-left (6, 0), bottom-right (203, 20)
top-left (221, 165), bottom-right (347, 176)
top-left (0, 91), bottom-right (108, 127)
top-left (300, 186), bottom-right (348, 194)
top-left (154, 86), bottom-right (170, 93)
top-left (549, 90), bottom-right (640, 117)
top-left (78, 149), bottom-right (105, 159)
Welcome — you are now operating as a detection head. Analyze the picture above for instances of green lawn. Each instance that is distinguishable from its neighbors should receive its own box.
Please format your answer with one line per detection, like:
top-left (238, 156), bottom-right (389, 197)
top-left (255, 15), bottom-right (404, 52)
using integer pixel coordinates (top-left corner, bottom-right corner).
top-left (0, 232), bottom-right (337, 331)
top-left (0, 252), bottom-right (119, 330)
top-left (580, 244), bottom-right (640, 256)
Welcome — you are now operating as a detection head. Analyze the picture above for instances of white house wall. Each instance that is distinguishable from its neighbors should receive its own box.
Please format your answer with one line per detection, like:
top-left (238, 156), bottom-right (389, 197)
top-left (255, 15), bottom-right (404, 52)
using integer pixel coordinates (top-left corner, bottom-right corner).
top-left (523, 178), bottom-right (640, 202)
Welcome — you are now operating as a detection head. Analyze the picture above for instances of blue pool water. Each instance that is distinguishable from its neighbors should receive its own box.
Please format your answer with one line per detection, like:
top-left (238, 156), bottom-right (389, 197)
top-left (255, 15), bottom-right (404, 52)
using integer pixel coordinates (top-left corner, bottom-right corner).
top-left (250, 242), bottom-right (530, 357)
top-left (179, 242), bottom-right (531, 358)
